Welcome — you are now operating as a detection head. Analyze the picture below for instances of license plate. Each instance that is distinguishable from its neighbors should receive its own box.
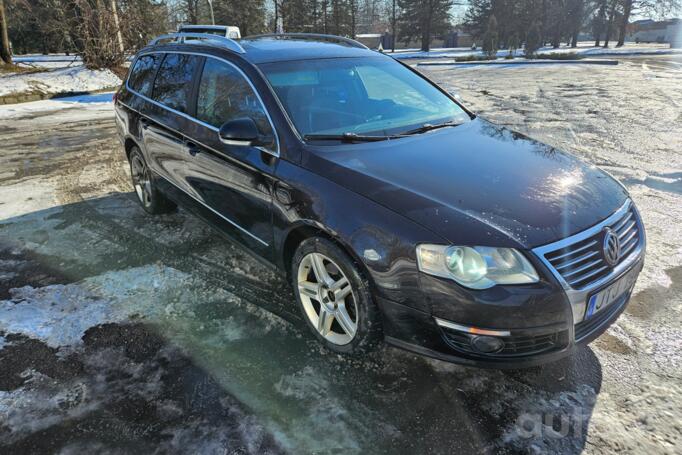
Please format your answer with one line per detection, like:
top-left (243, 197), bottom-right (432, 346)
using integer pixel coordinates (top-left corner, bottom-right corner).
top-left (585, 268), bottom-right (639, 319)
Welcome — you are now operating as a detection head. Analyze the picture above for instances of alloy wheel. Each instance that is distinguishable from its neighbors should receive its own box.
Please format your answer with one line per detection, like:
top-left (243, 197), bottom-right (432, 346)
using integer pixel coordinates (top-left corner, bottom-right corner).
top-left (130, 154), bottom-right (152, 208)
top-left (297, 252), bottom-right (358, 345)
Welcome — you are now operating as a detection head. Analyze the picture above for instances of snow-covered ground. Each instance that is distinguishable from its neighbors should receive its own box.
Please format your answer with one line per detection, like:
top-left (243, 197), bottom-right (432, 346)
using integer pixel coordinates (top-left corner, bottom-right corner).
top-left (0, 55), bottom-right (681, 453)
top-left (393, 41), bottom-right (682, 59)
top-left (0, 66), bottom-right (121, 98)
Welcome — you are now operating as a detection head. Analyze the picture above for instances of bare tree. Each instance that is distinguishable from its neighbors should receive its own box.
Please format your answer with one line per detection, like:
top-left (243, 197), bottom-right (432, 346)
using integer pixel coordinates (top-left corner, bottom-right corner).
top-left (0, 0), bottom-right (11, 64)
top-left (73, 0), bottom-right (125, 68)
top-left (110, 0), bottom-right (123, 52)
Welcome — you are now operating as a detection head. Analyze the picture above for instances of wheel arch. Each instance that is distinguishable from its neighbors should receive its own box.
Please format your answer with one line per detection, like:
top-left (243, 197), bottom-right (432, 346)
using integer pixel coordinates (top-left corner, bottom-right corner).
top-left (123, 136), bottom-right (141, 160)
top-left (281, 221), bottom-right (375, 289)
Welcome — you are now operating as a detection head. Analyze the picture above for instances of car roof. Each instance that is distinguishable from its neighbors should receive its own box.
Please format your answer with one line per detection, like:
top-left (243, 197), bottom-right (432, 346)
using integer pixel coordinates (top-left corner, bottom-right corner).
top-left (141, 34), bottom-right (383, 65)
top-left (238, 36), bottom-right (378, 64)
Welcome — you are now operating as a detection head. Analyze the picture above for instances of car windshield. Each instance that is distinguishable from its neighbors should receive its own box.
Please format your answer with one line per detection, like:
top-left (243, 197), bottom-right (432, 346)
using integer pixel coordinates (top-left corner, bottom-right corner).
top-left (259, 57), bottom-right (471, 139)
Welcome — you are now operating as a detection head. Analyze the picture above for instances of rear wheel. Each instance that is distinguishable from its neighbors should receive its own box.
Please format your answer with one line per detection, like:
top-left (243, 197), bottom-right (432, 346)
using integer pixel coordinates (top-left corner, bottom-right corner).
top-left (128, 147), bottom-right (175, 214)
top-left (292, 237), bottom-right (382, 354)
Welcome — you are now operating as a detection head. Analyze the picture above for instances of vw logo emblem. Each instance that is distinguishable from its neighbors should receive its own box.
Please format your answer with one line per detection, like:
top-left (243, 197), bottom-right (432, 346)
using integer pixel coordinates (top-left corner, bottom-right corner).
top-left (602, 228), bottom-right (621, 266)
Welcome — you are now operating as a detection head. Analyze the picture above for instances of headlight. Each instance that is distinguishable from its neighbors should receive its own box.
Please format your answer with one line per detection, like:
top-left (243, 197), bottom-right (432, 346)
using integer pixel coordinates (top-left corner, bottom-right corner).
top-left (416, 244), bottom-right (539, 289)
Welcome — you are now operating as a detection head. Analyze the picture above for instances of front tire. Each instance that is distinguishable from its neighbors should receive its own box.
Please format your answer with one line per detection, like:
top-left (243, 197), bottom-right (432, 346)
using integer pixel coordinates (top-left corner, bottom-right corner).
top-left (128, 147), bottom-right (175, 215)
top-left (292, 237), bottom-right (382, 354)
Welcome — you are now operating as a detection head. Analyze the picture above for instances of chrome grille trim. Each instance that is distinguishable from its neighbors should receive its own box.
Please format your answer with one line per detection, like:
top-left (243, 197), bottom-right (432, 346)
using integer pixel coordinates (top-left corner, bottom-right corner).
top-left (550, 240), bottom-right (598, 262)
top-left (532, 199), bottom-right (646, 324)
top-left (555, 250), bottom-right (599, 271)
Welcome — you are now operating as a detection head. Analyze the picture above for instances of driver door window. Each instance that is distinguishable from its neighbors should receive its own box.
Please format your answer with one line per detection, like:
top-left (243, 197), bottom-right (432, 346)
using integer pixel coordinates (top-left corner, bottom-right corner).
top-left (197, 59), bottom-right (275, 151)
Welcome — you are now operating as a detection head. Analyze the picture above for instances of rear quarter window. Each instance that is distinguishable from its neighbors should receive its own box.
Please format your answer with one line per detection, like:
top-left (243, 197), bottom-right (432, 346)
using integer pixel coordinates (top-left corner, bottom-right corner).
top-left (128, 54), bottom-right (161, 97)
top-left (152, 53), bottom-right (202, 114)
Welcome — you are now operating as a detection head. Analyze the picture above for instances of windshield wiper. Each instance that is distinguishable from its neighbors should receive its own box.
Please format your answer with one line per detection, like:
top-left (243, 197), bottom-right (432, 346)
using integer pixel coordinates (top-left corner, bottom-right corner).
top-left (304, 133), bottom-right (399, 143)
top-left (402, 121), bottom-right (462, 136)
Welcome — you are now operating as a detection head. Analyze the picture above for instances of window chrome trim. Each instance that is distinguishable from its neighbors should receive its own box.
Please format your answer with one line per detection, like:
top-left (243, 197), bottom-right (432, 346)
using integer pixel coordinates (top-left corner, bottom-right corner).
top-left (149, 168), bottom-right (269, 247)
top-left (532, 199), bottom-right (646, 324)
top-left (126, 50), bottom-right (280, 157)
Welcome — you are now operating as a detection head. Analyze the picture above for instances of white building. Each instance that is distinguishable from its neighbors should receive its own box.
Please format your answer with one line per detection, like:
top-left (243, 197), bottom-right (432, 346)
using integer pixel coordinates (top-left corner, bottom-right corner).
top-left (628, 19), bottom-right (680, 45)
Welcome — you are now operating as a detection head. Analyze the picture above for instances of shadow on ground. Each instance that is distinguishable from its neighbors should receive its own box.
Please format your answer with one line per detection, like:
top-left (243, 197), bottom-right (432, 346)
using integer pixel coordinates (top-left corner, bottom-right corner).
top-left (0, 193), bottom-right (603, 453)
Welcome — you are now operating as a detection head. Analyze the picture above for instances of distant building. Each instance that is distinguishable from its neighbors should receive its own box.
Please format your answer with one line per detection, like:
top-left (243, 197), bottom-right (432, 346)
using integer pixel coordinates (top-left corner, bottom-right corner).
top-left (442, 29), bottom-right (473, 48)
top-left (355, 33), bottom-right (384, 50)
top-left (627, 18), bottom-right (681, 44)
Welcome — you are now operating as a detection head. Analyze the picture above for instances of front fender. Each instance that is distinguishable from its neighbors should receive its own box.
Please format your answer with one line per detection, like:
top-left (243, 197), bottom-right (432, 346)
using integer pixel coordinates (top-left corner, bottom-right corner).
top-left (272, 160), bottom-right (443, 311)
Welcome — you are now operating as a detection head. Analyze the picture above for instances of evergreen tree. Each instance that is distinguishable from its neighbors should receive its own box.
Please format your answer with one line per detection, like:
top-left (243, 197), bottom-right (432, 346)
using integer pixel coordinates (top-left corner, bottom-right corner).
top-left (213, 0), bottom-right (266, 36)
top-left (482, 13), bottom-right (498, 57)
top-left (398, 0), bottom-right (453, 52)
top-left (525, 20), bottom-right (541, 57)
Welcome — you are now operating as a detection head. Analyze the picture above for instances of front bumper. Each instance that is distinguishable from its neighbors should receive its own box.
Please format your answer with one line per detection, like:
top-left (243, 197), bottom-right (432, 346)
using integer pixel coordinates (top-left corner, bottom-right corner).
top-left (377, 257), bottom-right (643, 369)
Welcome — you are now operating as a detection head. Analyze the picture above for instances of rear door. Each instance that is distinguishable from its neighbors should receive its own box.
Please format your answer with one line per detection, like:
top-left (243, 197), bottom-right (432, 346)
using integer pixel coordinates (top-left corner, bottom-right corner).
top-left (180, 56), bottom-right (279, 256)
top-left (143, 52), bottom-right (203, 196)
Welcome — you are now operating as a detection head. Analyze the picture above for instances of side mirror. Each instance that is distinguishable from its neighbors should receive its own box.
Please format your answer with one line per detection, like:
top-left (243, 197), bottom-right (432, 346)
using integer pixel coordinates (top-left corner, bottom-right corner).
top-left (219, 117), bottom-right (272, 147)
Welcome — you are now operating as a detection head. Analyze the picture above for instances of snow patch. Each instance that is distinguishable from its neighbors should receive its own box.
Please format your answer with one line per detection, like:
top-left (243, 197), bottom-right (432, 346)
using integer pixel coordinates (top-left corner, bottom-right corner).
top-left (0, 264), bottom-right (240, 350)
top-left (0, 92), bottom-right (114, 122)
top-left (0, 349), bottom-right (165, 443)
top-left (0, 66), bottom-right (120, 97)
top-left (0, 335), bottom-right (6, 350)
top-left (394, 41), bottom-right (682, 60)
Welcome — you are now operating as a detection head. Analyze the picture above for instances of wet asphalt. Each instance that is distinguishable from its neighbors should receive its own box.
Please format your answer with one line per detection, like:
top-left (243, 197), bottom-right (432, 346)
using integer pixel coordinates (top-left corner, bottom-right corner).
top-left (0, 54), bottom-right (681, 454)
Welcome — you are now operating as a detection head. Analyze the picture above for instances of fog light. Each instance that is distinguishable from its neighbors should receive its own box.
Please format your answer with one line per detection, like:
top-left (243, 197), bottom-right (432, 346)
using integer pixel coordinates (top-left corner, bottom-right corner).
top-left (471, 335), bottom-right (505, 353)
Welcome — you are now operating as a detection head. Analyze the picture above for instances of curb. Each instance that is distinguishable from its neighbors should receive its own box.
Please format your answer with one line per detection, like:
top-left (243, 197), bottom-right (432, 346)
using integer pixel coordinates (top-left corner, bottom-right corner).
top-left (417, 59), bottom-right (619, 67)
top-left (0, 86), bottom-right (118, 106)
top-left (395, 49), bottom-right (682, 60)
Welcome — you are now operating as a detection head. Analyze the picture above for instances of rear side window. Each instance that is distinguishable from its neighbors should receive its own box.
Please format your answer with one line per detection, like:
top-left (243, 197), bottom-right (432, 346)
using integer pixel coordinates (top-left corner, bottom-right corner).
top-left (196, 58), bottom-right (274, 149)
top-left (152, 53), bottom-right (202, 114)
top-left (128, 54), bottom-right (160, 96)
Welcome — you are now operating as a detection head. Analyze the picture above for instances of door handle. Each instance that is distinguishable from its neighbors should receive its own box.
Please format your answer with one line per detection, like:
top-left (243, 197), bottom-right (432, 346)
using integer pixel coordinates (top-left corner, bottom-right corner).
top-left (186, 142), bottom-right (200, 157)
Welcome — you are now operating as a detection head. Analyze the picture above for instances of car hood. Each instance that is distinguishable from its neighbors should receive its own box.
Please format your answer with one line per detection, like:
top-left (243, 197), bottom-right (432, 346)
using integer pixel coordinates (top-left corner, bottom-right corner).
top-left (303, 118), bottom-right (628, 249)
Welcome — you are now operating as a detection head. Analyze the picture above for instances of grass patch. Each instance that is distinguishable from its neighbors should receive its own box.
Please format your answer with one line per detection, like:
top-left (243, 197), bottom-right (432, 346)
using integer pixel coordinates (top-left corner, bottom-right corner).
top-left (0, 63), bottom-right (46, 75)
top-left (454, 54), bottom-right (496, 62)
top-left (109, 65), bottom-right (129, 81)
top-left (537, 52), bottom-right (584, 60)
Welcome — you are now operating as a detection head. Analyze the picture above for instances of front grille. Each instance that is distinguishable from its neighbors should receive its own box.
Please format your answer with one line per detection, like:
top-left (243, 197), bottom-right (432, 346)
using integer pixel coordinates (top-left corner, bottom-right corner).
top-left (543, 205), bottom-right (641, 289)
top-left (441, 327), bottom-right (567, 358)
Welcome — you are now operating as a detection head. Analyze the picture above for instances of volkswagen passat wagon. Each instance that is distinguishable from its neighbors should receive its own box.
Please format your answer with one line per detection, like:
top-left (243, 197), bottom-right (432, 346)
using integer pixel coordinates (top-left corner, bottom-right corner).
top-left (114, 32), bottom-right (646, 367)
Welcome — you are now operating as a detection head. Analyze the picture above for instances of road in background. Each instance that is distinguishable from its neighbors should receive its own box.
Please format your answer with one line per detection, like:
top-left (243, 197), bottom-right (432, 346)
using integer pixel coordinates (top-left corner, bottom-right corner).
top-left (0, 55), bottom-right (680, 454)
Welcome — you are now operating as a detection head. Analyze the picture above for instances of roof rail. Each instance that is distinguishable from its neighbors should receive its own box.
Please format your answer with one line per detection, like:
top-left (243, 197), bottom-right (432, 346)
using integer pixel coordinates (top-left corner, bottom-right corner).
top-left (244, 33), bottom-right (369, 50)
top-left (148, 32), bottom-right (245, 54)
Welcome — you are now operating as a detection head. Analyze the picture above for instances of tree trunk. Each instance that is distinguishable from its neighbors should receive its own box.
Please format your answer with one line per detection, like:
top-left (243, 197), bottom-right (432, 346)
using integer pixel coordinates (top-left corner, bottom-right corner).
top-left (350, 0), bottom-right (355, 38)
top-left (0, 0), bottom-right (12, 64)
top-left (273, 0), bottom-right (278, 33)
top-left (616, 0), bottom-right (633, 47)
top-left (552, 27), bottom-right (561, 48)
top-left (110, 0), bottom-right (124, 53)
top-left (421, 4), bottom-right (432, 52)
top-left (391, 0), bottom-right (396, 52)
top-left (603, 1), bottom-right (616, 48)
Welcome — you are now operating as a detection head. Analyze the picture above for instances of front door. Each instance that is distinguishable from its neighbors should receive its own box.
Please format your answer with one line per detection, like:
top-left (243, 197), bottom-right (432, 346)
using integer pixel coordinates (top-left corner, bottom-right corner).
top-left (181, 56), bottom-right (278, 258)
